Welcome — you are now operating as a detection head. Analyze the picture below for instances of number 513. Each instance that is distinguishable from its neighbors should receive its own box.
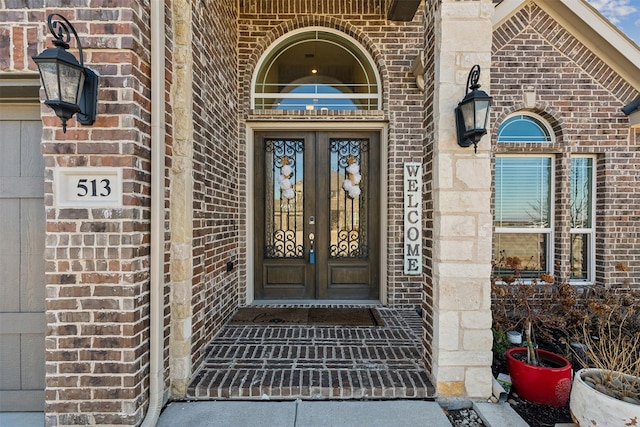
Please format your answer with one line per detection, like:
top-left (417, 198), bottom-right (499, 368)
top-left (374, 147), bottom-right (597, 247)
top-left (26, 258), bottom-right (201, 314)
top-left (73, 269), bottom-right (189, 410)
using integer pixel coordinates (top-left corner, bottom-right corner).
top-left (77, 178), bottom-right (112, 197)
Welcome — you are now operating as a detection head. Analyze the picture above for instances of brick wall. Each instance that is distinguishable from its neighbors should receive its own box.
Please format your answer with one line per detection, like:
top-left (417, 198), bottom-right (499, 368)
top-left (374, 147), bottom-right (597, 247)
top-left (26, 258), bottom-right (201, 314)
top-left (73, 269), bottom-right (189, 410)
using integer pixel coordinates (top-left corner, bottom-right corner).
top-left (0, 6), bottom-right (41, 72)
top-left (189, 0), bottom-right (240, 377)
top-left (421, 0), bottom-right (437, 378)
top-left (0, 2), bottom-right (154, 425)
top-left (237, 0), bottom-right (425, 306)
top-left (492, 3), bottom-right (640, 287)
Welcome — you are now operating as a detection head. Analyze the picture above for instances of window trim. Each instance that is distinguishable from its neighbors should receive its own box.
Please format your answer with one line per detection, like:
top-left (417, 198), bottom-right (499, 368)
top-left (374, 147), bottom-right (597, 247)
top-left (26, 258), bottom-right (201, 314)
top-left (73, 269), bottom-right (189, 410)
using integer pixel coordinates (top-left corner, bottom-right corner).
top-left (494, 154), bottom-right (555, 277)
top-left (569, 155), bottom-right (596, 284)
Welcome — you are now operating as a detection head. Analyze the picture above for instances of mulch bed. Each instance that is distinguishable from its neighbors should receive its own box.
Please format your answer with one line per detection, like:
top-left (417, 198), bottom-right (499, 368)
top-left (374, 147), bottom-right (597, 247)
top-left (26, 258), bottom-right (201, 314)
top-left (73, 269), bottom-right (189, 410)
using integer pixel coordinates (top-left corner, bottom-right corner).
top-left (508, 397), bottom-right (572, 427)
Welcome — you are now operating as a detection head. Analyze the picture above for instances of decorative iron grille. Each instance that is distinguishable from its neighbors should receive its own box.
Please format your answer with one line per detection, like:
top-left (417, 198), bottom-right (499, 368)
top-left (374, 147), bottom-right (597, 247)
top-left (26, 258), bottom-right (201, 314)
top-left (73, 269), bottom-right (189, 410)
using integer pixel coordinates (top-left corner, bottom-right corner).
top-left (329, 138), bottom-right (369, 258)
top-left (264, 138), bottom-right (304, 258)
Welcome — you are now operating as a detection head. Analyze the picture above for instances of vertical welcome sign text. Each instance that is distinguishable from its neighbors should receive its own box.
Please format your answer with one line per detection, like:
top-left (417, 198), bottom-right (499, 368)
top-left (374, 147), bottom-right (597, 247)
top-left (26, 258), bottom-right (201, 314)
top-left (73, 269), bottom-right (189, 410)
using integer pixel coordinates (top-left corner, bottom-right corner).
top-left (404, 162), bottom-right (422, 275)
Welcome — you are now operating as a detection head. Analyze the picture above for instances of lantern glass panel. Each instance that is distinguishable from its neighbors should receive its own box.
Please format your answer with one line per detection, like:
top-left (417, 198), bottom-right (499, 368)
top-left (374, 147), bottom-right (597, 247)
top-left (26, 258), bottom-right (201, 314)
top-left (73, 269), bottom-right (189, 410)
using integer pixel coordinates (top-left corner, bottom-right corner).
top-left (58, 62), bottom-right (85, 105)
top-left (38, 61), bottom-right (60, 100)
top-left (460, 101), bottom-right (475, 132)
top-left (475, 99), bottom-right (490, 130)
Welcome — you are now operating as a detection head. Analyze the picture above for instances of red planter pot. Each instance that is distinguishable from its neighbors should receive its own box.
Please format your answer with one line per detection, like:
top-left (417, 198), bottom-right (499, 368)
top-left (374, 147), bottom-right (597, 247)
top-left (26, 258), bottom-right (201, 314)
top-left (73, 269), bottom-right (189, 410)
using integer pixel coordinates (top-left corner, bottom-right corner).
top-left (506, 347), bottom-right (572, 407)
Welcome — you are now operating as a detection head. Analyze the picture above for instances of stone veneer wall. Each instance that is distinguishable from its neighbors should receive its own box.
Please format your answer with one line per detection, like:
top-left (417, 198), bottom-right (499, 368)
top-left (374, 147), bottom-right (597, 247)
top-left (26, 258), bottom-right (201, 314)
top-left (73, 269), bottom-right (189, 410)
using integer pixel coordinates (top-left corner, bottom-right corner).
top-left (427, 0), bottom-right (495, 398)
top-left (237, 0), bottom-right (425, 306)
top-left (492, 3), bottom-right (640, 287)
top-left (0, 2), bottom-right (155, 425)
top-left (168, 0), bottom-right (194, 396)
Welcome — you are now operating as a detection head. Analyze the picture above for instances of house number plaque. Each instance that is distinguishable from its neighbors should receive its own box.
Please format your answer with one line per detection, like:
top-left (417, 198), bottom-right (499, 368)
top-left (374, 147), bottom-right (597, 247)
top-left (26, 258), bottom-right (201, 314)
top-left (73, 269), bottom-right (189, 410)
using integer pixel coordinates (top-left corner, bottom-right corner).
top-left (404, 162), bottom-right (422, 275)
top-left (55, 167), bottom-right (122, 207)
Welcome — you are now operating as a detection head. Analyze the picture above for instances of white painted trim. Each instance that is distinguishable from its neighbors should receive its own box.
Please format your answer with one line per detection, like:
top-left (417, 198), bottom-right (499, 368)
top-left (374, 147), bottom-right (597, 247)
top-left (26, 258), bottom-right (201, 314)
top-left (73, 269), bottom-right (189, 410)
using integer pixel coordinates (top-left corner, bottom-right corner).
top-left (244, 121), bottom-right (389, 305)
top-left (246, 121), bottom-right (387, 130)
top-left (255, 93), bottom-right (379, 100)
top-left (245, 129), bottom-right (255, 305)
top-left (569, 154), bottom-right (596, 284)
top-left (558, 0), bottom-right (640, 69)
top-left (492, 0), bottom-right (526, 28)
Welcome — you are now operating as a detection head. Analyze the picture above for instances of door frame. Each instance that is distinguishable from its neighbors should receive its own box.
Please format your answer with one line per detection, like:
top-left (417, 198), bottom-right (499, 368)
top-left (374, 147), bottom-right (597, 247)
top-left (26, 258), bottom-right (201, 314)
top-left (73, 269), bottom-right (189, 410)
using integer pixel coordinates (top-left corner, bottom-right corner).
top-left (245, 121), bottom-right (389, 305)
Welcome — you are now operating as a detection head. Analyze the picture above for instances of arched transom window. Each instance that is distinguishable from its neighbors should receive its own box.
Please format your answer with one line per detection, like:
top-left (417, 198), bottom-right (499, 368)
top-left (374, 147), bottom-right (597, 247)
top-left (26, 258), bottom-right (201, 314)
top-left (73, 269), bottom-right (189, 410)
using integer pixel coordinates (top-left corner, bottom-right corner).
top-left (252, 29), bottom-right (381, 111)
top-left (497, 114), bottom-right (552, 143)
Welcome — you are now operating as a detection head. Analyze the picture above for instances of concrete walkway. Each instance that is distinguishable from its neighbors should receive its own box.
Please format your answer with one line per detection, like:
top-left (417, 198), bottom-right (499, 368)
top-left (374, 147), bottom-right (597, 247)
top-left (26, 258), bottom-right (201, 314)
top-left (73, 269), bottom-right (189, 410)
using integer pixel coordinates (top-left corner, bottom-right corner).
top-left (157, 400), bottom-right (453, 427)
top-left (156, 399), bottom-right (530, 427)
top-left (0, 400), bottom-right (529, 426)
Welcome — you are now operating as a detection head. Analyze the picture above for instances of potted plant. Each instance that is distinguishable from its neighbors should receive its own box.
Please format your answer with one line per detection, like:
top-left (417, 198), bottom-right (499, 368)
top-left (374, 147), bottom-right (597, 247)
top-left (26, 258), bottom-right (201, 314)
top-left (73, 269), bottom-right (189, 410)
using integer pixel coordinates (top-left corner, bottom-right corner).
top-left (492, 256), bottom-right (574, 407)
top-left (505, 327), bottom-right (573, 407)
top-left (570, 305), bottom-right (640, 425)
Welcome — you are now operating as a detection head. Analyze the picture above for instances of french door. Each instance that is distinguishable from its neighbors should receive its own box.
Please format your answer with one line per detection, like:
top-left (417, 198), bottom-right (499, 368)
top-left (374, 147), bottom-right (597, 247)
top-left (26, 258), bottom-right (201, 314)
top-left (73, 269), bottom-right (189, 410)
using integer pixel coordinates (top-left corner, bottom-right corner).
top-left (254, 131), bottom-right (380, 300)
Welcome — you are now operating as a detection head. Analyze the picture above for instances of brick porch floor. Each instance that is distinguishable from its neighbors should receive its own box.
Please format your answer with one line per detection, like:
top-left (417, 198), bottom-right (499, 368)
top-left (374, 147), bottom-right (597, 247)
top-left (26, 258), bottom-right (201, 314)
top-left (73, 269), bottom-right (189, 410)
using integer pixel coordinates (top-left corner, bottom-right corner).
top-left (187, 306), bottom-right (436, 400)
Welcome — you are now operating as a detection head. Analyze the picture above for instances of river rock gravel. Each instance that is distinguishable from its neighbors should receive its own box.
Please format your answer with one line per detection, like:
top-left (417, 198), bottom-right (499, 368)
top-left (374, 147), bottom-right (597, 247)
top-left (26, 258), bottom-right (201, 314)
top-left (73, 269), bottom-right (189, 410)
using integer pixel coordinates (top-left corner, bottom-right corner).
top-left (444, 408), bottom-right (487, 427)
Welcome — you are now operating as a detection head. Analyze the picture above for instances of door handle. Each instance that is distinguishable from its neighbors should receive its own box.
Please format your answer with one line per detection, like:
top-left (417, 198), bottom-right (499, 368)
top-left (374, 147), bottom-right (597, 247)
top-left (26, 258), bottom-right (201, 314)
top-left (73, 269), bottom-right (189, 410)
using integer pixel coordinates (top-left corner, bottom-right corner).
top-left (309, 233), bottom-right (315, 264)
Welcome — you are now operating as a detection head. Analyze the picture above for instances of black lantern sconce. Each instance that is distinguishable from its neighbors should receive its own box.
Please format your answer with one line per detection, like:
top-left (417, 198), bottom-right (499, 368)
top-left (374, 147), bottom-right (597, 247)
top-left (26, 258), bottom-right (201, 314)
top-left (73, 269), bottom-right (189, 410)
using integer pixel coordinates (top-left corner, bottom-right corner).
top-left (455, 65), bottom-right (492, 153)
top-left (32, 14), bottom-right (98, 133)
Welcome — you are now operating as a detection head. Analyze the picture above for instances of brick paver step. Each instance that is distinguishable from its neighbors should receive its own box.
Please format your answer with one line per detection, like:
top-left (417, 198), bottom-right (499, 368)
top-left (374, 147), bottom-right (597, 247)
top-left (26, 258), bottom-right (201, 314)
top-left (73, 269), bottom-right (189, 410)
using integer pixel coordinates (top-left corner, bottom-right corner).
top-left (187, 307), bottom-right (435, 400)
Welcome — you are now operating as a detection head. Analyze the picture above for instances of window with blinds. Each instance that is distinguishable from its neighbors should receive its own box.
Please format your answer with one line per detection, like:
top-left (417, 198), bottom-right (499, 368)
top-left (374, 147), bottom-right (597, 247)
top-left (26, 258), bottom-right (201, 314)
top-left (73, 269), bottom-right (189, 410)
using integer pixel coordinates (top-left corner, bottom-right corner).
top-left (494, 156), bottom-right (553, 277)
top-left (494, 113), bottom-right (596, 283)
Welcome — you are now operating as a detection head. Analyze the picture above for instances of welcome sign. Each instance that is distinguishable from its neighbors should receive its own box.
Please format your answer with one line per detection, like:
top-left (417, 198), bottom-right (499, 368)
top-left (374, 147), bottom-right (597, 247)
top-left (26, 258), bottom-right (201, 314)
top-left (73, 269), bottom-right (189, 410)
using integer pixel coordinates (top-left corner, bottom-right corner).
top-left (404, 162), bottom-right (422, 275)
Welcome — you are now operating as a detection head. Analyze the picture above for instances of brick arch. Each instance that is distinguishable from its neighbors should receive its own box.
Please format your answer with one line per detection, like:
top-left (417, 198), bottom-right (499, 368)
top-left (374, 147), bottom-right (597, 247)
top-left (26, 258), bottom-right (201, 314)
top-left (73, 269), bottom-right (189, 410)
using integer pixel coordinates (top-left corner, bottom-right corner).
top-left (240, 17), bottom-right (389, 110)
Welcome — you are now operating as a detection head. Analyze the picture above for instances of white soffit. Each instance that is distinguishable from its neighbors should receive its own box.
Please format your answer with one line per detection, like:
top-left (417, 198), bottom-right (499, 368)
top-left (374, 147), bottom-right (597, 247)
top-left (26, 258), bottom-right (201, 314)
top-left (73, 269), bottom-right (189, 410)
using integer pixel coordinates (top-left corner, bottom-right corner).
top-left (493, 0), bottom-right (640, 91)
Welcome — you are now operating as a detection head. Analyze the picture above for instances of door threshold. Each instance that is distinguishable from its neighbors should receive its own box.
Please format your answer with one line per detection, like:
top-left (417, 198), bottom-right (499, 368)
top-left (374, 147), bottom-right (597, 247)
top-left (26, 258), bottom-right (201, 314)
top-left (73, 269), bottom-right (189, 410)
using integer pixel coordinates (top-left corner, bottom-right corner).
top-left (251, 299), bottom-right (383, 306)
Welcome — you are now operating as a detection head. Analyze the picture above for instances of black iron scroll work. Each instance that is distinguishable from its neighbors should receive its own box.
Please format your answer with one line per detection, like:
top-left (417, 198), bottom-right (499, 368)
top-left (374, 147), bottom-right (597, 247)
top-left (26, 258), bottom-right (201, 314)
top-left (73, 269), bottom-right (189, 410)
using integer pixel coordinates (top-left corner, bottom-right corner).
top-left (461, 64), bottom-right (488, 153)
top-left (48, 14), bottom-right (85, 65)
top-left (330, 138), bottom-right (369, 258)
top-left (466, 64), bottom-right (481, 98)
top-left (265, 139), bottom-right (305, 259)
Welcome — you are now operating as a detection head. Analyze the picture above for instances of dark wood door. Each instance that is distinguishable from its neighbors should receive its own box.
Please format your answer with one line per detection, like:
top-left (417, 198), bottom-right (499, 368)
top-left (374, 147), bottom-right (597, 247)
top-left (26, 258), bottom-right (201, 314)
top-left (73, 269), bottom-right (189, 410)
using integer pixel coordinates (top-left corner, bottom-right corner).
top-left (254, 131), bottom-right (379, 300)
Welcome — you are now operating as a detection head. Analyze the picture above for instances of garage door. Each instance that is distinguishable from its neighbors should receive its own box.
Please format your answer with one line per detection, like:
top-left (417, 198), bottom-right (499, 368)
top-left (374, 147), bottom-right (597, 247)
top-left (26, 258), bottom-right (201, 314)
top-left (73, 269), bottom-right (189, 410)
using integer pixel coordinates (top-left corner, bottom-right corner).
top-left (0, 104), bottom-right (45, 411)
